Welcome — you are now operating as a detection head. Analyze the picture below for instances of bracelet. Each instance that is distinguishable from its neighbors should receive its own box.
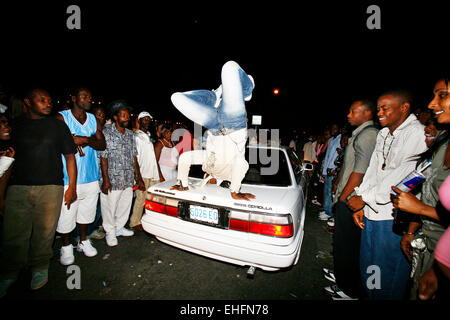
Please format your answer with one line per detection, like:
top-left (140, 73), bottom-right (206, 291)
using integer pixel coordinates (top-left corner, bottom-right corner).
top-left (404, 232), bottom-right (415, 235)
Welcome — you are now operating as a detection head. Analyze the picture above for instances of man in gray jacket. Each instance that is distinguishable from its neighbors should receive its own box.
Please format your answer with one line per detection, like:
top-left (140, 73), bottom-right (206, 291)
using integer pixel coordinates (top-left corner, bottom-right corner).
top-left (324, 100), bottom-right (378, 300)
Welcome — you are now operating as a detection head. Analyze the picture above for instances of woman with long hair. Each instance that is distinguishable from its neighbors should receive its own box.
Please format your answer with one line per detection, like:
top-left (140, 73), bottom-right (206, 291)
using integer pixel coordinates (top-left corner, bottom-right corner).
top-left (392, 78), bottom-right (450, 300)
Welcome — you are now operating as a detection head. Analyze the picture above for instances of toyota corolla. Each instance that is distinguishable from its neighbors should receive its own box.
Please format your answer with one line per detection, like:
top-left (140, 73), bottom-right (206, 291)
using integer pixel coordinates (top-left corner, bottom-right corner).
top-left (142, 145), bottom-right (311, 272)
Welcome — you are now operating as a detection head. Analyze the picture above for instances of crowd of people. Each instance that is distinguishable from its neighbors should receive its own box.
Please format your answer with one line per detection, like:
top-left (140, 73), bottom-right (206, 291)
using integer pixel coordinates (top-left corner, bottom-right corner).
top-left (0, 86), bottom-right (196, 297)
top-left (0, 78), bottom-right (449, 301)
top-left (291, 80), bottom-right (450, 301)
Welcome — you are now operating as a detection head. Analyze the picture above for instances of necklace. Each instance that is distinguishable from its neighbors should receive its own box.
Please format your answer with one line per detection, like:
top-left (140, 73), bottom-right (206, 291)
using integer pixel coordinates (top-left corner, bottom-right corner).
top-left (381, 133), bottom-right (394, 170)
top-left (161, 138), bottom-right (172, 148)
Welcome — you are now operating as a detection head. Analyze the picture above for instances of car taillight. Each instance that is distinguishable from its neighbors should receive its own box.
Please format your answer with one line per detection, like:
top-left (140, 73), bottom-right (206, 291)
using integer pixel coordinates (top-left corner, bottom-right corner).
top-left (145, 194), bottom-right (179, 217)
top-left (229, 211), bottom-right (293, 238)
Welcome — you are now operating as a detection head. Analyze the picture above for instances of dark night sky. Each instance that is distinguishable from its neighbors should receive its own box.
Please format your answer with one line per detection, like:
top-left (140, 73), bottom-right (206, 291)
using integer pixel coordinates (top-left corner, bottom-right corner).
top-left (1, 1), bottom-right (449, 134)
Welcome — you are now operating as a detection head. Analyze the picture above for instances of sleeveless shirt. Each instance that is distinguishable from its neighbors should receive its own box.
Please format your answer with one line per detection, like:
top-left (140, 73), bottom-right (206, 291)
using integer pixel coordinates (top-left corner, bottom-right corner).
top-left (60, 110), bottom-right (100, 185)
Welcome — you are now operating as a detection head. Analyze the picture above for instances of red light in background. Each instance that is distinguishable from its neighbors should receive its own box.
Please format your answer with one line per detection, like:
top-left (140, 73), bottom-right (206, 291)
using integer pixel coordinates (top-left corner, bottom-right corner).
top-left (273, 88), bottom-right (280, 95)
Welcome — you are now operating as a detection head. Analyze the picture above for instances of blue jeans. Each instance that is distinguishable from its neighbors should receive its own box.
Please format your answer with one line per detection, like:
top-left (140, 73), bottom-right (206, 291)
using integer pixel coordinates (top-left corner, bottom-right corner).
top-left (323, 175), bottom-right (334, 217)
top-left (359, 217), bottom-right (411, 300)
top-left (170, 61), bottom-right (253, 131)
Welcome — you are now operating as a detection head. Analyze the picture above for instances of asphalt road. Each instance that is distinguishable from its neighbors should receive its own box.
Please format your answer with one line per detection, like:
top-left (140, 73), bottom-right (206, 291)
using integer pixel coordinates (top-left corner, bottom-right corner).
top-left (2, 186), bottom-right (335, 303)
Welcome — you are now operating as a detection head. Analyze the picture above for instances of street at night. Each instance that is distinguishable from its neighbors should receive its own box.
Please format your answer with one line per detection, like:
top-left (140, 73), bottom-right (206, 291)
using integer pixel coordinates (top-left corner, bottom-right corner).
top-left (0, 2), bottom-right (449, 317)
top-left (2, 188), bottom-right (334, 301)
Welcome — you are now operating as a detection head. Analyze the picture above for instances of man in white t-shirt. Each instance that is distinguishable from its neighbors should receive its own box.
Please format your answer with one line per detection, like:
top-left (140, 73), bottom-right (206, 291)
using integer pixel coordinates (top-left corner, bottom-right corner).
top-left (130, 111), bottom-right (160, 231)
top-left (302, 135), bottom-right (317, 163)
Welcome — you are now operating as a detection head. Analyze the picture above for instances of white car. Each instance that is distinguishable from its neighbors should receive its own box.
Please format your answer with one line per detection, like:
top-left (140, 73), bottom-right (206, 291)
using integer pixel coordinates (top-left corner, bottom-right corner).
top-left (142, 145), bottom-right (312, 272)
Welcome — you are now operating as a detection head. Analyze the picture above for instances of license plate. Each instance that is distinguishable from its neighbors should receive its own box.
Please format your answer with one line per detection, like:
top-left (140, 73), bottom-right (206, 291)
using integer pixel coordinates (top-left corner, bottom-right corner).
top-left (189, 205), bottom-right (219, 225)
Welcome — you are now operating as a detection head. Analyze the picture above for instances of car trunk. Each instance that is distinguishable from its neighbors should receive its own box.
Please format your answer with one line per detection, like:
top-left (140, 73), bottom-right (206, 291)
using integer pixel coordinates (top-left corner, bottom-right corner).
top-left (148, 178), bottom-right (293, 215)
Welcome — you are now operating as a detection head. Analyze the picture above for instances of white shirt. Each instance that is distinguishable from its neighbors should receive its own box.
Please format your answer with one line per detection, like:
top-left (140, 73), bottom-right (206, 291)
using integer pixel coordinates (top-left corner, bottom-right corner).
top-left (134, 129), bottom-right (159, 180)
top-left (303, 140), bottom-right (317, 162)
top-left (0, 156), bottom-right (14, 178)
top-left (178, 128), bottom-right (249, 193)
top-left (355, 114), bottom-right (427, 221)
top-left (203, 128), bottom-right (249, 193)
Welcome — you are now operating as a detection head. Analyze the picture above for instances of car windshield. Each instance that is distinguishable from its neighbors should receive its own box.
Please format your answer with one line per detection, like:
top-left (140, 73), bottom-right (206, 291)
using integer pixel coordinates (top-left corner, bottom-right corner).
top-left (188, 147), bottom-right (292, 187)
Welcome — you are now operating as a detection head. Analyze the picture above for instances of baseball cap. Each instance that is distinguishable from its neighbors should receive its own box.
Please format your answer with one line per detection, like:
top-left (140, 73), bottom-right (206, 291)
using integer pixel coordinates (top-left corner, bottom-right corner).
top-left (138, 111), bottom-right (153, 120)
top-left (108, 100), bottom-right (132, 117)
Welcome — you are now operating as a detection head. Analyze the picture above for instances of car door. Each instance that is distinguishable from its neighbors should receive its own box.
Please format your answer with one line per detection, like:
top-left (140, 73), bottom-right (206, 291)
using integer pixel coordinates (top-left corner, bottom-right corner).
top-left (287, 148), bottom-right (308, 197)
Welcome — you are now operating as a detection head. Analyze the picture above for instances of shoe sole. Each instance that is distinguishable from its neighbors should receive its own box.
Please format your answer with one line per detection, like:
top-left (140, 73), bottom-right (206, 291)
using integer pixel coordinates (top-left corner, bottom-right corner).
top-left (331, 295), bottom-right (358, 301)
top-left (77, 248), bottom-right (98, 257)
top-left (31, 278), bottom-right (48, 291)
top-left (324, 274), bottom-right (336, 283)
top-left (322, 268), bottom-right (336, 283)
top-left (324, 286), bottom-right (356, 300)
top-left (106, 240), bottom-right (118, 247)
top-left (324, 286), bottom-right (335, 294)
top-left (60, 258), bottom-right (75, 266)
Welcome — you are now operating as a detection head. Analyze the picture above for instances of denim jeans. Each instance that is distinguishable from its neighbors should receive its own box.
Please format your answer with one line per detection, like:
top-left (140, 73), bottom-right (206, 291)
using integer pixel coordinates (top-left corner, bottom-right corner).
top-left (323, 175), bottom-right (334, 217)
top-left (171, 61), bottom-right (253, 132)
top-left (359, 217), bottom-right (411, 300)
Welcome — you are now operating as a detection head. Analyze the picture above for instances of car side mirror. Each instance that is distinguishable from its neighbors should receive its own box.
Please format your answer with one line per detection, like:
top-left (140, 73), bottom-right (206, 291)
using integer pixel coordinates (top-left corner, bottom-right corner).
top-left (302, 163), bottom-right (314, 171)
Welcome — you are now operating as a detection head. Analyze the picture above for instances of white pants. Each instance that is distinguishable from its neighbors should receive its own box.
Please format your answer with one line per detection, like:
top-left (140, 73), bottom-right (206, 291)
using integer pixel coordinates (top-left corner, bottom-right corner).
top-left (57, 181), bottom-right (100, 234)
top-left (100, 187), bottom-right (133, 234)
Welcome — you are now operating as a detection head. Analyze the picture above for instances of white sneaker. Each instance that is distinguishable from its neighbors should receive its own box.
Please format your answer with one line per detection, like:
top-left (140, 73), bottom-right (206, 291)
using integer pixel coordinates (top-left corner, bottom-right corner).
top-left (60, 244), bottom-right (75, 265)
top-left (106, 233), bottom-right (118, 247)
top-left (77, 239), bottom-right (98, 257)
top-left (327, 218), bottom-right (335, 227)
top-left (116, 228), bottom-right (134, 237)
top-left (318, 211), bottom-right (331, 221)
top-left (324, 284), bottom-right (358, 300)
top-left (322, 268), bottom-right (336, 283)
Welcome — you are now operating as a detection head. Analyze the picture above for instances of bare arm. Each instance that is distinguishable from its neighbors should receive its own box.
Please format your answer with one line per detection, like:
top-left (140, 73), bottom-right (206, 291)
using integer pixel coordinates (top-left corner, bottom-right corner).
top-left (401, 221), bottom-right (421, 261)
top-left (339, 172), bottom-right (365, 202)
top-left (154, 141), bottom-right (165, 182)
top-left (100, 157), bottom-right (112, 194)
top-left (134, 156), bottom-right (145, 191)
top-left (63, 153), bottom-right (77, 209)
top-left (392, 186), bottom-right (440, 220)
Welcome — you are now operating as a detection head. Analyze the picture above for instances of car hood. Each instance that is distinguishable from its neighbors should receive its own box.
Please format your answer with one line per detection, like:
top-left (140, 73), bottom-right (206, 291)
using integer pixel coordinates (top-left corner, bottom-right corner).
top-left (148, 178), bottom-right (296, 214)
